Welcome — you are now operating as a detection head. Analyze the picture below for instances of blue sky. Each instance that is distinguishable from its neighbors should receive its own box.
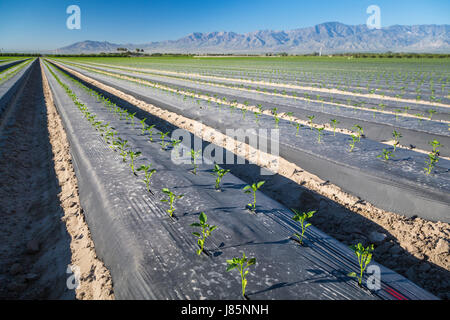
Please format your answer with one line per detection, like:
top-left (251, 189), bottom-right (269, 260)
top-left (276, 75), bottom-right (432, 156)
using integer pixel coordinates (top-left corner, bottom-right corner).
top-left (0, 0), bottom-right (449, 51)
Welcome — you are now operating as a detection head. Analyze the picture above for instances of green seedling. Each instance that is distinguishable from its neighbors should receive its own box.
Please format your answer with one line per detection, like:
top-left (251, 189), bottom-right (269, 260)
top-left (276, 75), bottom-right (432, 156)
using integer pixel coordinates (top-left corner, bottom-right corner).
top-left (191, 212), bottom-right (217, 255)
top-left (294, 122), bottom-right (301, 136)
top-left (292, 209), bottom-right (315, 245)
top-left (117, 138), bottom-right (129, 162)
top-left (349, 134), bottom-right (358, 152)
top-left (160, 188), bottom-right (183, 217)
top-left (190, 149), bottom-right (202, 174)
top-left (159, 131), bottom-right (170, 150)
top-left (104, 128), bottom-right (117, 144)
top-left (392, 130), bottom-right (402, 151)
top-left (429, 139), bottom-right (442, 154)
top-left (316, 127), bottom-right (325, 143)
top-left (285, 112), bottom-right (294, 125)
top-left (274, 116), bottom-right (280, 128)
top-left (352, 124), bottom-right (363, 141)
top-left (377, 149), bottom-right (393, 161)
top-left (330, 119), bottom-right (339, 136)
top-left (253, 111), bottom-right (260, 124)
top-left (427, 109), bottom-right (436, 120)
top-left (243, 181), bottom-right (265, 212)
top-left (211, 164), bottom-right (230, 190)
top-left (170, 139), bottom-right (182, 154)
top-left (424, 139), bottom-right (441, 175)
top-left (226, 252), bottom-right (256, 298)
top-left (241, 107), bottom-right (248, 119)
top-left (271, 107), bottom-right (278, 116)
top-left (348, 243), bottom-right (374, 287)
top-left (127, 112), bottom-right (137, 126)
top-left (425, 151), bottom-right (439, 175)
top-left (140, 118), bottom-right (147, 135)
top-left (137, 164), bottom-right (156, 193)
top-left (127, 151), bottom-right (142, 175)
top-left (307, 115), bottom-right (315, 130)
top-left (145, 125), bottom-right (156, 141)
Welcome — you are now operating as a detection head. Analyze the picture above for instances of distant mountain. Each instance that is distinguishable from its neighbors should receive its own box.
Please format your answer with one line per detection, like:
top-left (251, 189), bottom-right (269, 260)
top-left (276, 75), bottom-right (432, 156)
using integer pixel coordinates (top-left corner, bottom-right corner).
top-left (56, 22), bottom-right (450, 54)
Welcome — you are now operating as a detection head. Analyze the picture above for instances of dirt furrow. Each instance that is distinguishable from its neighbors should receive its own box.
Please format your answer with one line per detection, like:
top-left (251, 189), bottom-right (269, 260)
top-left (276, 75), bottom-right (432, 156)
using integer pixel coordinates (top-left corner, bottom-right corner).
top-left (0, 59), bottom-right (114, 300)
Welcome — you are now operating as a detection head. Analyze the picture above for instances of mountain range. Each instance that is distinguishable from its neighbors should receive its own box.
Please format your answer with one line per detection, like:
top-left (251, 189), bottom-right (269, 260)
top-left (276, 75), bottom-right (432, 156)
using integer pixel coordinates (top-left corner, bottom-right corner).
top-left (56, 22), bottom-right (450, 54)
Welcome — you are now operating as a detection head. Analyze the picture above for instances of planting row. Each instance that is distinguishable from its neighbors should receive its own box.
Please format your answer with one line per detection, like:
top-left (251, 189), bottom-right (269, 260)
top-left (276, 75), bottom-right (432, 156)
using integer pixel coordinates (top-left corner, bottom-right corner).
top-left (62, 57), bottom-right (449, 104)
top-left (61, 59), bottom-right (450, 157)
top-left (0, 58), bottom-right (35, 119)
top-left (62, 60), bottom-right (450, 118)
top-left (43, 59), bottom-right (437, 300)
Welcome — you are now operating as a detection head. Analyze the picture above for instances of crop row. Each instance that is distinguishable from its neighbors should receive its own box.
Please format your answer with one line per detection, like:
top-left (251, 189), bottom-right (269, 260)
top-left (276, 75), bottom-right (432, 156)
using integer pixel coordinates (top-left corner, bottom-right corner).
top-left (55, 60), bottom-right (447, 177)
top-left (64, 57), bottom-right (449, 103)
top-left (0, 59), bottom-right (32, 85)
top-left (61, 60), bottom-right (449, 124)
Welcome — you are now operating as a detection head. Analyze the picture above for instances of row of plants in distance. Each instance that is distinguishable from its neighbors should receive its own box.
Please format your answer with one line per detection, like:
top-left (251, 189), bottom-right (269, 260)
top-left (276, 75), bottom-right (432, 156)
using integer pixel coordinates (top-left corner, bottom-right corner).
top-left (63, 57), bottom-right (449, 103)
top-left (63, 60), bottom-right (446, 115)
top-left (61, 61), bottom-right (445, 176)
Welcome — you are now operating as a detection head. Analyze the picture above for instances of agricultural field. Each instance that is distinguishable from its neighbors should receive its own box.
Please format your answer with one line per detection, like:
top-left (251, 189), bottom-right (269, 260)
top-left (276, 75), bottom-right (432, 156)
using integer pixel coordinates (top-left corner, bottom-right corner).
top-left (0, 56), bottom-right (448, 300)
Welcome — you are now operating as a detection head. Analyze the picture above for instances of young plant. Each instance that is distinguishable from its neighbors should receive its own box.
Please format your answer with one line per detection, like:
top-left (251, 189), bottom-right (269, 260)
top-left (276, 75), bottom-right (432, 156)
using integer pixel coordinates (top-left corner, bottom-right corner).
top-left (274, 116), bottom-right (280, 128)
top-left (348, 243), bottom-right (374, 287)
top-left (160, 188), bottom-right (183, 217)
top-left (211, 164), bottom-right (230, 190)
top-left (392, 130), bottom-right (402, 151)
top-left (424, 139), bottom-right (441, 175)
top-left (294, 122), bottom-right (301, 136)
top-left (137, 164), bottom-right (156, 193)
top-left (140, 118), bottom-right (147, 135)
top-left (285, 112), bottom-right (294, 125)
top-left (127, 151), bottom-right (142, 175)
top-left (271, 108), bottom-right (280, 128)
top-left (190, 149), bottom-right (202, 174)
top-left (429, 139), bottom-right (442, 154)
top-left (292, 209), bottom-right (315, 245)
top-left (191, 212), bottom-right (217, 255)
top-left (241, 107), bottom-right (248, 119)
top-left (253, 111), bottom-right (260, 124)
top-left (243, 181), bottom-right (265, 212)
top-left (377, 149), bottom-right (393, 161)
top-left (226, 253), bottom-right (256, 298)
top-left (170, 139), bottom-right (182, 157)
top-left (159, 131), bottom-right (170, 150)
top-left (307, 115), bottom-right (315, 130)
top-left (427, 108), bottom-right (436, 120)
top-left (352, 124), bottom-right (363, 141)
top-left (145, 125), bottom-right (156, 141)
top-left (349, 134), bottom-right (359, 152)
top-left (117, 138), bottom-right (130, 162)
top-left (316, 126), bottom-right (325, 143)
top-left (330, 119), bottom-right (339, 136)
top-left (128, 112), bottom-right (137, 127)
top-left (424, 152), bottom-right (439, 175)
